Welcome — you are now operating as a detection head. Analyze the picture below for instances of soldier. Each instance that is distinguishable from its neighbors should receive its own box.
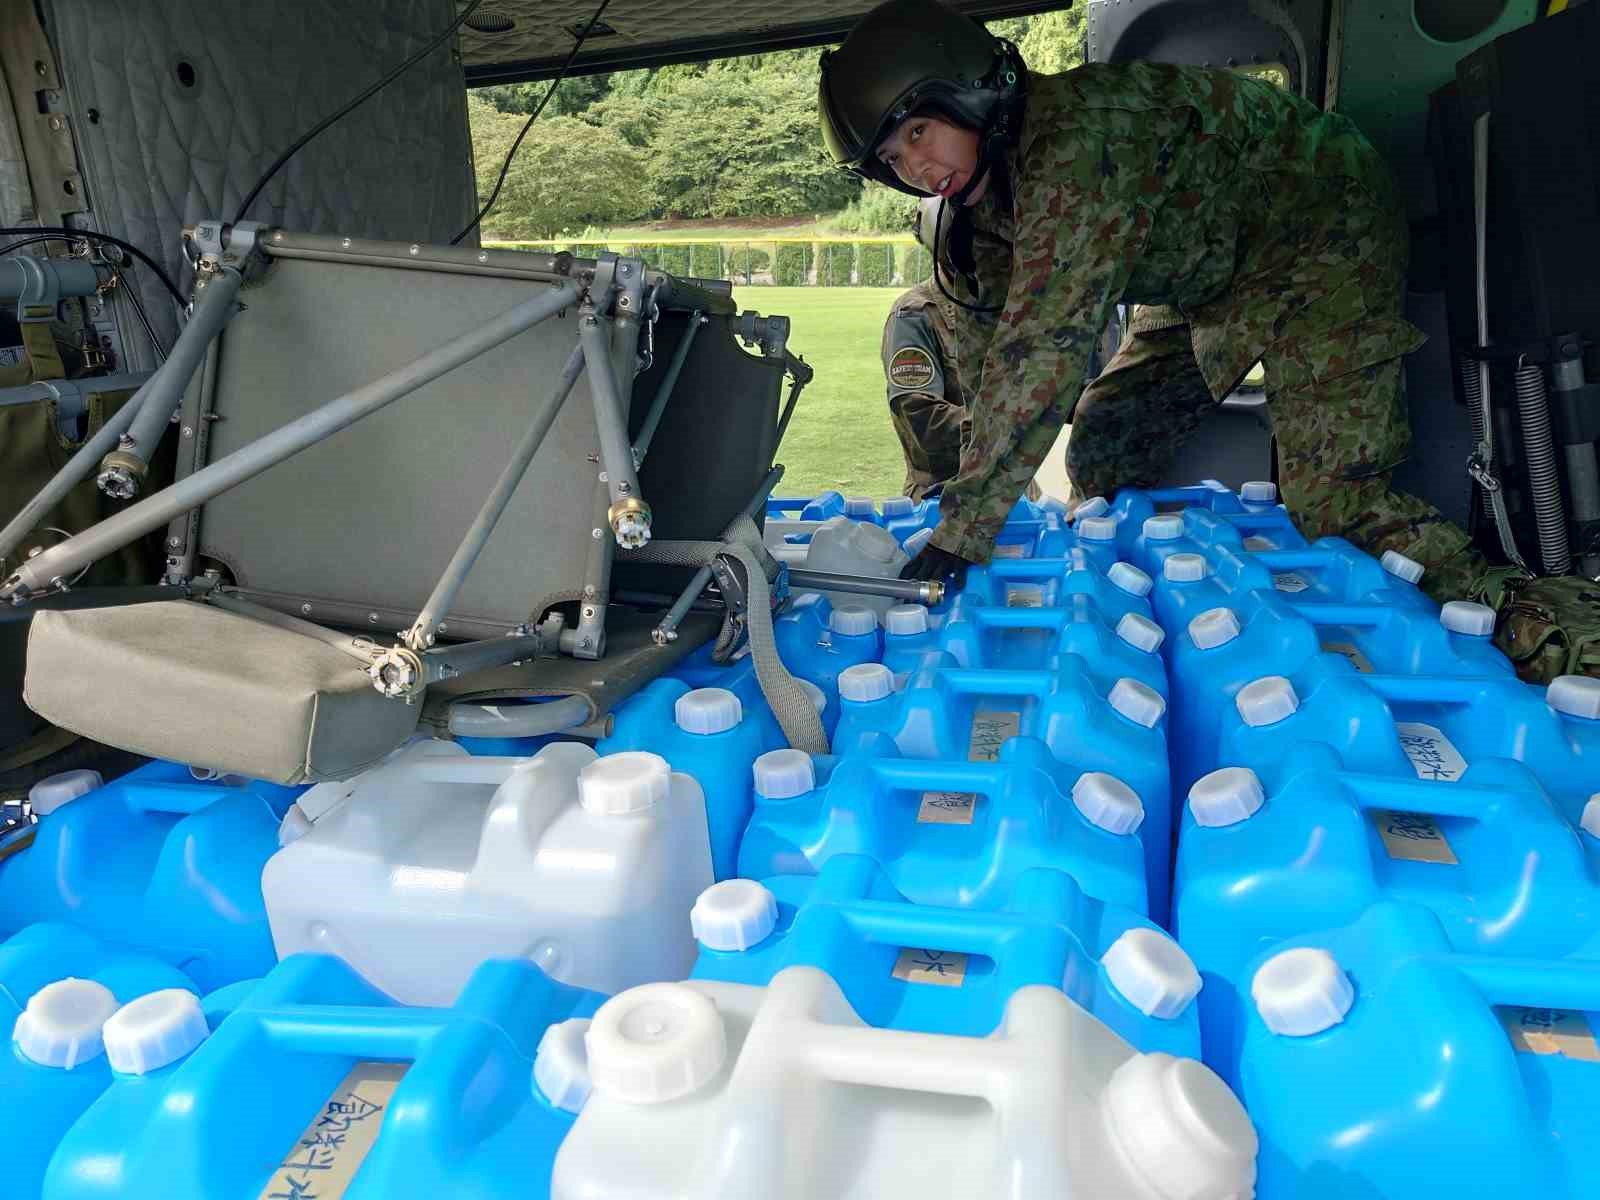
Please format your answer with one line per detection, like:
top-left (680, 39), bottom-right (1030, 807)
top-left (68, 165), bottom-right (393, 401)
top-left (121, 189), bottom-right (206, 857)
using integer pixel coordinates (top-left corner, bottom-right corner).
top-left (818, 0), bottom-right (1487, 599)
top-left (881, 198), bottom-right (971, 499)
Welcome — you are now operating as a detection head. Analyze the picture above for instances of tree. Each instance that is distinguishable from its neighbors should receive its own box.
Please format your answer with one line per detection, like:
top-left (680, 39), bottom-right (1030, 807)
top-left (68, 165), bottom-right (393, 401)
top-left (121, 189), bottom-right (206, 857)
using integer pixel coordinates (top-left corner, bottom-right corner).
top-left (468, 96), bottom-right (647, 237)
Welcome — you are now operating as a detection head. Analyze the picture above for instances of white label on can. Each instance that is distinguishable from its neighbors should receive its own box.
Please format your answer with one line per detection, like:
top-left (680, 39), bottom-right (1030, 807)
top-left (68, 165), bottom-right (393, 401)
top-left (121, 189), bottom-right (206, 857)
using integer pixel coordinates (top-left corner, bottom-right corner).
top-left (1243, 535), bottom-right (1277, 552)
top-left (1372, 810), bottom-right (1459, 864)
top-left (1005, 586), bottom-right (1045, 608)
top-left (1322, 640), bottom-right (1375, 673)
top-left (967, 710), bottom-right (1020, 762)
top-left (1272, 572), bottom-right (1311, 593)
top-left (892, 948), bottom-right (968, 987)
top-left (0, 345), bottom-right (24, 368)
top-left (1394, 721), bottom-right (1469, 782)
top-left (992, 543), bottom-right (1027, 559)
top-left (258, 1061), bottom-right (407, 1200)
top-left (918, 791), bottom-right (978, 824)
top-left (1500, 1007), bottom-right (1600, 1062)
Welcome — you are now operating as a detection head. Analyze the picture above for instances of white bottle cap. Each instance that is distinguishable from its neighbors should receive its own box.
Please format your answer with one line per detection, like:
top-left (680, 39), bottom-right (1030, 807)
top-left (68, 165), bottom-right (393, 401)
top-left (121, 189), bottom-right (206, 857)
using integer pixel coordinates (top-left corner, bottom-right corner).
top-left (1439, 600), bottom-right (1496, 637)
top-left (1102, 928), bottom-right (1203, 1019)
top-left (691, 879), bottom-right (779, 951)
top-left (904, 527), bottom-right (935, 556)
top-left (533, 1017), bottom-right (594, 1114)
top-left (102, 988), bottom-right (208, 1074)
top-left (798, 678), bottom-right (828, 716)
top-left (277, 803), bottom-right (313, 847)
top-left (13, 977), bottom-right (119, 1069)
top-left (1109, 678), bottom-right (1166, 728)
top-left (829, 604), bottom-right (879, 637)
top-left (753, 748), bottom-right (815, 799)
top-left (1108, 562), bottom-right (1153, 597)
top-left (1072, 495), bottom-right (1110, 521)
top-left (1240, 480), bottom-right (1278, 503)
top-left (1581, 796), bottom-right (1600, 839)
top-left (881, 496), bottom-right (915, 518)
top-left (1251, 947), bottom-right (1354, 1036)
top-left (1102, 1053), bottom-right (1259, 1200)
top-left (586, 982), bottom-right (727, 1104)
top-left (1142, 514), bottom-right (1184, 541)
top-left (883, 604), bottom-right (929, 636)
top-left (1071, 772), bottom-right (1145, 835)
top-left (1115, 612), bottom-right (1165, 655)
top-left (579, 751), bottom-right (671, 816)
top-left (1163, 553), bottom-right (1208, 582)
top-left (844, 495), bottom-right (876, 517)
top-left (1188, 766), bottom-right (1266, 827)
top-left (1235, 676), bottom-right (1299, 727)
top-left (1548, 675), bottom-right (1600, 720)
top-left (1188, 607), bottom-right (1242, 651)
top-left (838, 662), bottom-right (895, 703)
top-left (674, 687), bottom-right (743, 735)
top-left (1078, 516), bottom-right (1118, 542)
top-left (1380, 549), bottom-right (1425, 584)
top-left (27, 769), bottom-right (102, 816)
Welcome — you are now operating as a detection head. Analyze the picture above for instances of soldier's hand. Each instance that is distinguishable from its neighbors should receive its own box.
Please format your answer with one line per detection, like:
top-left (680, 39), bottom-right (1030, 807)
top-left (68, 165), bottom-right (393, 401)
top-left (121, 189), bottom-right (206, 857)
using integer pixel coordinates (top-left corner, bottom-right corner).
top-left (899, 543), bottom-right (971, 591)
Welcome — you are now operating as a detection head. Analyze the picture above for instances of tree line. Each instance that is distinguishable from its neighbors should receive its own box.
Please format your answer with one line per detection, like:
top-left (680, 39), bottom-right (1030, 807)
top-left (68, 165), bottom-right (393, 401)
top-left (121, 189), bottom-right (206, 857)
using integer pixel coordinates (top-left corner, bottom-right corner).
top-left (468, 11), bottom-right (1086, 239)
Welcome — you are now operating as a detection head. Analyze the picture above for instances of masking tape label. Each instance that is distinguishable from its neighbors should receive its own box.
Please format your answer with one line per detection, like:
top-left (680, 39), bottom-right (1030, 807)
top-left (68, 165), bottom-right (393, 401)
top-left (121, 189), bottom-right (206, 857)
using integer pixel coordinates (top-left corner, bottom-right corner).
top-left (1395, 721), bottom-right (1469, 782)
top-left (992, 543), bottom-right (1027, 558)
top-left (1322, 640), bottom-right (1375, 673)
top-left (967, 710), bottom-right (1020, 762)
top-left (1005, 586), bottom-right (1045, 608)
top-left (1500, 1008), bottom-right (1600, 1062)
top-left (1272, 572), bottom-right (1310, 593)
top-left (1372, 809), bottom-right (1459, 864)
top-left (918, 791), bottom-right (978, 824)
top-left (1243, 535), bottom-right (1278, 552)
top-left (892, 948), bottom-right (968, 988)
top-left (258, 1061), bottom-right (407, 1200)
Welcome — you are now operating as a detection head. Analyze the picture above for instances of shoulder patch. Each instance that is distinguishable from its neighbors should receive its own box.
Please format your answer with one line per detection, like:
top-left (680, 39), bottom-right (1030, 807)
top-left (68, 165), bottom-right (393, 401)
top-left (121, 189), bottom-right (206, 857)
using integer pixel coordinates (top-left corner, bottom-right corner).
top-left (888, 346), bottom-right (937, 391)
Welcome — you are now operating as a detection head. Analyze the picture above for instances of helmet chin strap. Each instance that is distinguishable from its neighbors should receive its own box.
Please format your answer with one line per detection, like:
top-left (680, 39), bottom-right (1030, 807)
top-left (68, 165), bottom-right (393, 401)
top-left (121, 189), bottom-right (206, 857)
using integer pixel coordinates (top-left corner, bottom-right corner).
top-left (930, 130), bottom-right (1007, 315)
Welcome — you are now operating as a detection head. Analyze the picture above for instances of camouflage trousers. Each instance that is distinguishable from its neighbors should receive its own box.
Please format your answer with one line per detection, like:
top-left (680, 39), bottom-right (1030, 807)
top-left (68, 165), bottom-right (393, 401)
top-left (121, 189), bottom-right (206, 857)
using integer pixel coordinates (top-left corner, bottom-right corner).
top-left (1066, 323), bottom-right (1489, 603)
top-left (889, 390), bottom-right (969, 501)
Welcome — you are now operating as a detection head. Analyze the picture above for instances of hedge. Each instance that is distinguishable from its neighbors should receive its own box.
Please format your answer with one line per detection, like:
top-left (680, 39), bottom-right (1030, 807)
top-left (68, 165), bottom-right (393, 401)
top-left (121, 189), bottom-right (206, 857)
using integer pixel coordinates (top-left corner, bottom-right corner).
top-left (724, 243), bottom-right (772, 279)
top-left (773, 242), bottom-right (812, 286)
top-left (856, 242), bottom-right (896, 287)
top-left (897, 243), bottom-right (934, 285)
top-left (688, 243), bottom-right (724, 278)
top-left (816, 242), bottom-right (855, 287)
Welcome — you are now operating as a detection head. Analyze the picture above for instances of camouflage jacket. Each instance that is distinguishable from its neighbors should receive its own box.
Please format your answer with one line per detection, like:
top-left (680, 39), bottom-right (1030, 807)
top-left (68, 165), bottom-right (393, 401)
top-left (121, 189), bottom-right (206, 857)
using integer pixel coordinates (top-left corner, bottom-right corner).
top-left (932, 62), bottom-right (1423, 561)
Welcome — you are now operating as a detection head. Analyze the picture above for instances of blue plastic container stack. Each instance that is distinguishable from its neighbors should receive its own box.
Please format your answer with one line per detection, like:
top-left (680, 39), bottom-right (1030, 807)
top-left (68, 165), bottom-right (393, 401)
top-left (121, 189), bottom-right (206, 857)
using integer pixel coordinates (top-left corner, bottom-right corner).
top-left (4, 483), bottom-right (1598, 1198)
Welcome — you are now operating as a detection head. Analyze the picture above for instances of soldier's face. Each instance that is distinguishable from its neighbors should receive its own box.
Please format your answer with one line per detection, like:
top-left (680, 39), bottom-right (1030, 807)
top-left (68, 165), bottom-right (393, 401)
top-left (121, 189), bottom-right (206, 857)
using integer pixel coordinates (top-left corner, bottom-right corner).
top-left (876, 115), bottom-right (989, 205)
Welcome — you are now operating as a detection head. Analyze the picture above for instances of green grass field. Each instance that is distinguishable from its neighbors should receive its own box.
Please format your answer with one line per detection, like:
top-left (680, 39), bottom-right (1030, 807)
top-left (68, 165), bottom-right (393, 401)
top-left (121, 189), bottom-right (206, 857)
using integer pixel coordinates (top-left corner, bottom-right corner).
top-left (734, 286), bottom-right (908, 500)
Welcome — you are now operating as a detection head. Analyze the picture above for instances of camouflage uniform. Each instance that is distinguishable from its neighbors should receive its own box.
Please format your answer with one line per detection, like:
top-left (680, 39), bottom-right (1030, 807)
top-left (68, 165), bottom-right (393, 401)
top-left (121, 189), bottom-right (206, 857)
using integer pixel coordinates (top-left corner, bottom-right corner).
top-left (881, 279), bottom-right (972, 498)
top-left (932, 61), bottom-right (1487, 600)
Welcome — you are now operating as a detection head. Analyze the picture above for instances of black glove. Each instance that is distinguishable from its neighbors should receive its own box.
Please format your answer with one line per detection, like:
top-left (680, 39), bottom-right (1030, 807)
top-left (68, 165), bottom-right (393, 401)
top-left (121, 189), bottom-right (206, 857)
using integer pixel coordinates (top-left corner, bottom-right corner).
top-left (899, 543), bottom-right (971, 591)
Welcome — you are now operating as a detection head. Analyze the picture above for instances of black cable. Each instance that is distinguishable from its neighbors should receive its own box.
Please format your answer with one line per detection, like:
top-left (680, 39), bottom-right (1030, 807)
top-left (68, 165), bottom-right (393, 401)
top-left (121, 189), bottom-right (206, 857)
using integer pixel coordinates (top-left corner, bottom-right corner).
top-left (0, 226), bottom-right (184, 306)
top-left (233, 0), bottom-right (484, 224)
top-left (2, 233), bottom-right (169, 361)
top-left (451, 0), bottom-right (612, 245)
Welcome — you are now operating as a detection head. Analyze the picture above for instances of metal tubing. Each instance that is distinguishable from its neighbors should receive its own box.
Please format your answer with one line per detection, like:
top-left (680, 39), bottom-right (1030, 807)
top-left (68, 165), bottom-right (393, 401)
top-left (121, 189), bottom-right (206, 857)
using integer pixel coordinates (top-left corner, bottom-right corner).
top-left (447, 694), bottom-right (590, 739)
top-left (0, 255), bottom-right (104, 302)
top-left (98, 267), bottom-right (243, 498)
top-left (789, 567), bottom-right (944, 607)
top-left (632, 310), bottom-right (703, 465)
top-left (577, 310), bottom-right (648, 545)
top-left (2, 282), bottom-right (579, 599)
top-left (1513, 362), bottom-right (1571, 575)
top-left (404, 343), bottom-right (585, 650)
top-left (652, 465), bottom-right (785, 645)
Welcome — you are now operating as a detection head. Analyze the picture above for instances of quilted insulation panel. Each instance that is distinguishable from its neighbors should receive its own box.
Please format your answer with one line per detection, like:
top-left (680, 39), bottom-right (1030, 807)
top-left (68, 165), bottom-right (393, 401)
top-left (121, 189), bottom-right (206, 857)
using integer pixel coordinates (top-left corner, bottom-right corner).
top-left (43, 0), bottom-right (477, 365)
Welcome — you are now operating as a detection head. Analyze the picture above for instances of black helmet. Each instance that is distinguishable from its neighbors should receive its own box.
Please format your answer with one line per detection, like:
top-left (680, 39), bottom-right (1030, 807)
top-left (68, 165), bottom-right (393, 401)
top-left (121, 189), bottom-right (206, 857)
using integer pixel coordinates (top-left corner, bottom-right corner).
top-left (819, 0), bottom-right (1026, 196)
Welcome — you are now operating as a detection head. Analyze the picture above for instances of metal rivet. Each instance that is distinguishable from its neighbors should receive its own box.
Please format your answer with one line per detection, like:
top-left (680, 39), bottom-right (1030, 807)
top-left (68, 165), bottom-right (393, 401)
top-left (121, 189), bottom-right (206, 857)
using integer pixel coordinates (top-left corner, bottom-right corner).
top-left (181, 425), bottom-right (193, 437)
top-left (583, 607), bottom-right (596, 618)
top-left (438, 622), bottom-right (448, 633)
top-left (477, 252), bottom-right (488, 263)
top-left (367, 612), bottom-right (379, 624)
top-left (408, 244), bottom-right (420, 255)
top-left (619, 296), bottom-right (631, 308)
top-left (300, 603), bottom-right (312, 614)
top-left (592, 528), bottom-right (603, 540)
top-left (341, 237), bottom-right (351, 249)
top-left (48, 116), bottom-right (63, 131)
top-left (168, 537), bottom-right (182, 549)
